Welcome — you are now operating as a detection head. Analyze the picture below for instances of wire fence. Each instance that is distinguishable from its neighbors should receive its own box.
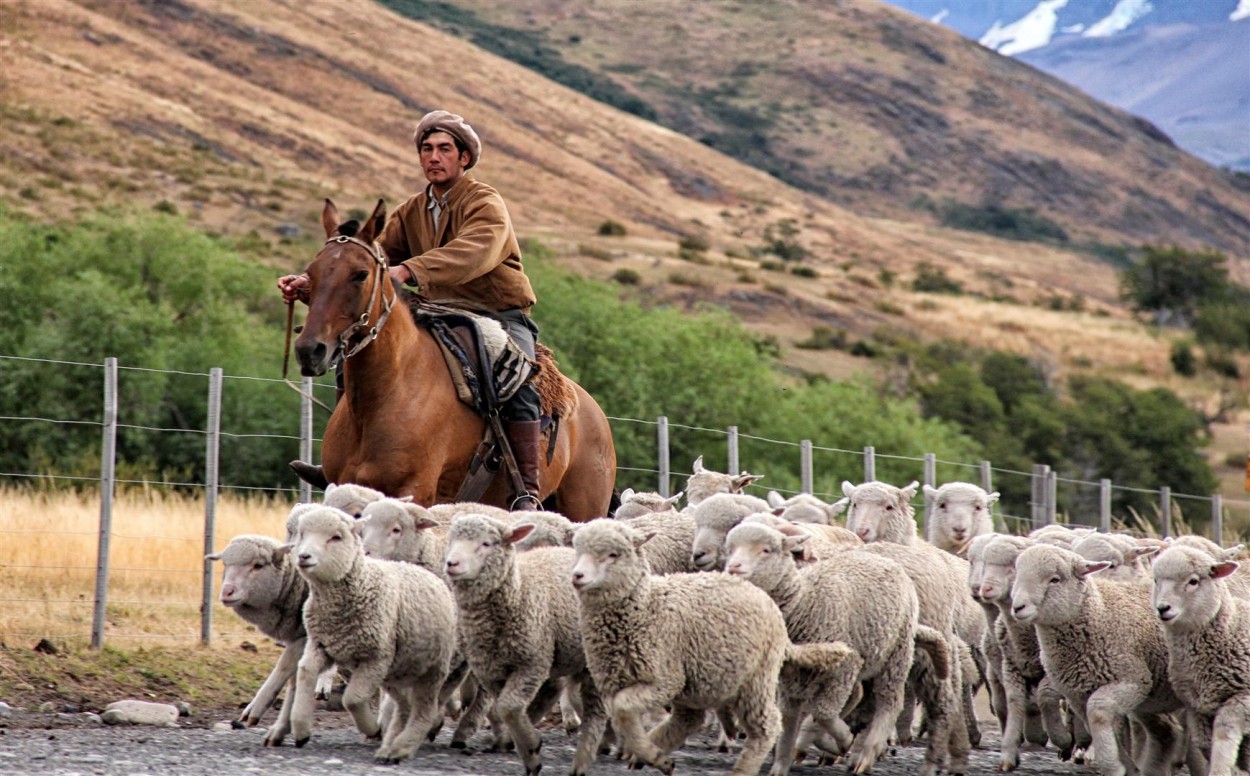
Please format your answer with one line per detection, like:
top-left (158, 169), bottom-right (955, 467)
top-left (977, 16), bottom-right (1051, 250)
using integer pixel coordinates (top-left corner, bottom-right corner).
top-left (1, 354), bottom-right (1247, 648)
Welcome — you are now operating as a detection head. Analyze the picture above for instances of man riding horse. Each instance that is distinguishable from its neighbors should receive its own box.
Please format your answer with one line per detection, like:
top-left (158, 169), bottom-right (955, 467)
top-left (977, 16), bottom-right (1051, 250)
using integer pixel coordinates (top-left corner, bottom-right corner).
top-left (278, 110), bottom-right (545, 511)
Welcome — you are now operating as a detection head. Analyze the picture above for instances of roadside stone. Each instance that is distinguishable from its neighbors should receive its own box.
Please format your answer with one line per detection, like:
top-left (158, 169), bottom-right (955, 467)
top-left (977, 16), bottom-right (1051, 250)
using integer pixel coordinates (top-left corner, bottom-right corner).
top-left (177, 701), bottom-right (193, 717)
top-left (0, 702), bottom-right (11, 717)
top-left (212, 721), bottom-right (232, 732)
top-left (37, 702), bottom-right (56, 713)
top-left (101, 700), bottom-right (179, 726)
top-left (275, 222), bottom-right (301, 238)
top-left (84, 713), bottom-right (102, 724)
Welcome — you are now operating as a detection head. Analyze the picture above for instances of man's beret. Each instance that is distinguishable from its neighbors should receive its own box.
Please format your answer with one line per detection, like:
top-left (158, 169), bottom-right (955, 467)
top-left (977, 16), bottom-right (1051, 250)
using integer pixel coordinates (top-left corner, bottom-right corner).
top-left (413, 110), bottom-right (482, 169)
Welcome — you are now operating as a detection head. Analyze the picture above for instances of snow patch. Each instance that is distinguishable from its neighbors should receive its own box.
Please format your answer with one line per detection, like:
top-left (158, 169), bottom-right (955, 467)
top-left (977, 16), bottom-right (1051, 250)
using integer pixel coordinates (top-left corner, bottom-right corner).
top-left (980, 0), bottom-right (1070, 56)
top-left (931, 9), bottom-right (949, 25)
top-left (1233, 0), bottom-right (1250, 22)
top-left (1084, 0), bottom-right (1154, 38)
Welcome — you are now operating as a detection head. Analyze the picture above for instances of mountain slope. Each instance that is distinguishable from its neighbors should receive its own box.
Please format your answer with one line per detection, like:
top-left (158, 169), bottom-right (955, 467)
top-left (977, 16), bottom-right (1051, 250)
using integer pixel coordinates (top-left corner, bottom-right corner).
top-left (402, 0), bottom-right (1250, 257)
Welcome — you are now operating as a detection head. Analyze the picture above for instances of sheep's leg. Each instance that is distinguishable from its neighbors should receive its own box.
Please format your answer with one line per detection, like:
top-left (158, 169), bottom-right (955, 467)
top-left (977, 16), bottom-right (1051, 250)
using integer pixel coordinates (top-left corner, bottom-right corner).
top-left (1022, 684), bottom-right (1048, 747)
top-left (766, 700), bottom-right (805, 776)
top-left (341, 662), bottom-right (387, 742)
top-left (560, 676), bottom-right (584, 735)
top-left (241, 638), bottom-right (303, 727)
top-left (946, 655), bottom-right (972, 776)
top-left (1036, 677), bottom-right (1072, 759)
top-left (1085, 681), bottom-right (1149, 776)
top-left (728, 670), bottom-right (783, 776)
top-left (571, 673), bottom-right (607, 776)
top-left (377, 687), bottom-right (412, 754)
top-left (608, 683), bottom-right (675, 774)
top-left (897, 682), bottom-right (917, 744)
top-left (527, 677), bottom-right (563, 725)
top-left (998, 665), bottom-right (1031, 771)
top-left (495, 670), bottom-right (547, 776)
top-left (648, 705), bottom-right (706, 758)
top-left (1208, 695), bottom-right (1250, 776)
top-left (262, 674), bottom-right (298, 747)
top-left (987, 657), bottom-right (1009, 733)
top-left (377, 669), bottom-right (445, 763)
top-left (450, 670), bottom-right (491, 748)
top-left (1184, 708), bottom-right (1212, 776)
top-left (1134, 711), bottom-right (1183, 776)
top-left (848, 644), bottom-right (909, 774)
top-left (285, 640), bottom-right (331, 748)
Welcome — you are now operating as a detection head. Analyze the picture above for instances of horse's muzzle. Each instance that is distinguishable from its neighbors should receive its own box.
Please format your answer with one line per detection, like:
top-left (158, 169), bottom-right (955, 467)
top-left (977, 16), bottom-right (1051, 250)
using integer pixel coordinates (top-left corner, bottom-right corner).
top-left (294, 338), bottom-right (336, 377)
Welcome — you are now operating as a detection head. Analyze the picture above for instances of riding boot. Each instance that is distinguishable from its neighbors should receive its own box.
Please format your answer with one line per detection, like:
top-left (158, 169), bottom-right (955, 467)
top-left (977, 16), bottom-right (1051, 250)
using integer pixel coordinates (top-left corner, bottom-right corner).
top-left (505, 419), bottom-right (544, 511)
top-left (289, 460), bottom-right (328, 490)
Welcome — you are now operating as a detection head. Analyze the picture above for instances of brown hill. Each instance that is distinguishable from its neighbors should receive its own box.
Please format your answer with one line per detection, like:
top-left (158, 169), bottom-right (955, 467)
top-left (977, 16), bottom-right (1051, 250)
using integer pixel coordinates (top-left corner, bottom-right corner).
top-left (401, 0), bottom-right (1250, 259)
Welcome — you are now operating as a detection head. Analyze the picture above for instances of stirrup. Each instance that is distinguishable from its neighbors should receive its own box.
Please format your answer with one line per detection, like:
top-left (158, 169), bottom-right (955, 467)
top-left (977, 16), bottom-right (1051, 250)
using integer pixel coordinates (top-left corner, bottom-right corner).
top-left (509, 494), bottom-right (543, 512)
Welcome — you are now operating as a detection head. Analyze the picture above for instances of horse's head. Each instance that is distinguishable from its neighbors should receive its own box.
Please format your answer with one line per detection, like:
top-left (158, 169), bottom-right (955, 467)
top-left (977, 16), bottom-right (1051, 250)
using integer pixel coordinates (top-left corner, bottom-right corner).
top-left (295, 198), bottom-right (397, 376)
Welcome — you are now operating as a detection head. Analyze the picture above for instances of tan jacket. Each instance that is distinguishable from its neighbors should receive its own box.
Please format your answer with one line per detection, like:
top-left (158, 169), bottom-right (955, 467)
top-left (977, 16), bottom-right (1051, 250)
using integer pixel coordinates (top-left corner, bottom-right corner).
top-left (378, 175), bottom-right (535, 313)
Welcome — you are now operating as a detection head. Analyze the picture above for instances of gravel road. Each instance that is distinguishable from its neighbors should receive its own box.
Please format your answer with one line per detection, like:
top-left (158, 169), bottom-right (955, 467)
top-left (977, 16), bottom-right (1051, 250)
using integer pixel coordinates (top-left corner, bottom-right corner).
top-left (0, 705), bottom-right (1091, 776)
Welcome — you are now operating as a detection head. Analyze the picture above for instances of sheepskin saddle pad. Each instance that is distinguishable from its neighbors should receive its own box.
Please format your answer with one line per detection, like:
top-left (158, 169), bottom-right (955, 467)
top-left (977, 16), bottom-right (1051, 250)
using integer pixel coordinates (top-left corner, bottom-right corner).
top-left (409, 300), bottom-right (578, 421)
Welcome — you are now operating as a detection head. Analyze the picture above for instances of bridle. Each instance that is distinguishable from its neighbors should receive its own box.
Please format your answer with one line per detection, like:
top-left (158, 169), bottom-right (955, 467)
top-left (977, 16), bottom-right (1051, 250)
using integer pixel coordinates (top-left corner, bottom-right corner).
top-left (324, 234), bottom-right (396, 364)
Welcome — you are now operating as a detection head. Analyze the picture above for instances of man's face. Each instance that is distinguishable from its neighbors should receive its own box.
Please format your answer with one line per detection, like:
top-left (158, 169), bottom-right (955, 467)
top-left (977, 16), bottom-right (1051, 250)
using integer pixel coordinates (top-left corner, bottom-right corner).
top-left (420, 130), bottom-right (469, 188)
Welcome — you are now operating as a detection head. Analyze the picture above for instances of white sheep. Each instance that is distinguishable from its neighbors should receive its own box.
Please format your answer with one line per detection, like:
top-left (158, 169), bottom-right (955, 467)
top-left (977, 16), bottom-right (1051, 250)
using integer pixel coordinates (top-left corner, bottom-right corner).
top-left (616, 508), bottom-right (699, 575)
top-left (207, 535), bottom-right (307, 731)
top-left (444, 515), bottom-right (604, 776)
top-left (966, 532), bottom-right (1009, 732)
top-left (283, 506), bottom-right (457, 763)
top-left (1071, 532), bottom-right (1158, 584)
top-left (1165, 535), bottom-right (1250, 599)
top-left (685, 455), bottom-right (764, 507)
top-left (923, 482), bottom-right (998, 557)
top-left (614, 488), bottom-right (684, 520)
top-left (740, 514), bottom-right (860, 566)
top-left (571, 518), bottom-right (856, 776)
top-left (354, 498), bottom-right (446, 574)
top-left (1152, 545), bottom-right (1250, 776)
top-left (511, 511), bottom-right (578, 551)
top-left (765, 491), bottom-right (848, 527)
top-left (322, 481), bottom-right (386, 518)
top-left (725, 521), bottom-right (946, 774)
top-left (1011, 543), bottom-right (1184, 776)
top-left (1027, 524), bottom-right (1095, 549)
top-left (689, 492), bottom-right (772, 570)
top-left (842, 480), bottom-right (921, 545)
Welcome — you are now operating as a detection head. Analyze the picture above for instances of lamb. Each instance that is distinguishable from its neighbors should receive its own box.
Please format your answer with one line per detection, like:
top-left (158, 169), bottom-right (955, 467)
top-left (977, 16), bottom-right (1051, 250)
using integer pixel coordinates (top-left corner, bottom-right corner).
top-left (689, 491), bottom-right (772, 570)
top-left (1071, 532), bottom-right (1157, 584)
top-left (1166, 535), bottom-right (1250, 599)
top-left (322, 481), bottom-right (386, 518)
top-left (922, 482), bottom-right (998, 557)
top-left (207, 535), bottom-right (308, 731)
top-left (842, 480), bottom-right (921, 545)
top-left (616, 508), bottom-right (700, 575)
top-left (443, 515), bottom-right (605, 776)
top-left (740, 513), bottom-right (860, 565)
top-left (966, 533), bottom-right (1008, 731)
top-left (614, 488), bottom-right (684, 520)
top-left (765, 491), bottom-right (848, 527)
top-left (1027, 524), bottom-right (1095, 549)
top-left (725, 521), bottom-right (948, 775)
top-left (1152, 545), bottom-right (1250, 776)
top-left (571, 518), bottom-right (856, 776)
top-left (512, 511), bottom-right (579, 551)
top-left (1011, 543), bottom-right (1183, 776)
top-left (685, 455), bottom-right (765, 507)
top-left (354, 498), bottom-right (447, 575)
top-left (282, 506), bottom-right (457, 763)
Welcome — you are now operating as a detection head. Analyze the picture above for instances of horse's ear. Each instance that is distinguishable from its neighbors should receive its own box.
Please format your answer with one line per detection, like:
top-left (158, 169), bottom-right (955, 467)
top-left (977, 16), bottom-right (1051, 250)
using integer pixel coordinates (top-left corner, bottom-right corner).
top-left (321, 198), bottom-right (340, 239)
top-left (358, 199), bottom-right (387, 243)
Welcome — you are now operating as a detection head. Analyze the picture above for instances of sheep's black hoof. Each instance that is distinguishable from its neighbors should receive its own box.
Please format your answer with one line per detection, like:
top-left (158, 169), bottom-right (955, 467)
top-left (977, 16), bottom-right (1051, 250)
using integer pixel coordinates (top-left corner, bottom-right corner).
top-left (231, 719), bottom-right (247, 730)
top-left (524, 763), bottom-right (541, 776)
top-left (450, 740), bottom-right (467, 749)
top-left (294, 736), bottom-right (309, 748)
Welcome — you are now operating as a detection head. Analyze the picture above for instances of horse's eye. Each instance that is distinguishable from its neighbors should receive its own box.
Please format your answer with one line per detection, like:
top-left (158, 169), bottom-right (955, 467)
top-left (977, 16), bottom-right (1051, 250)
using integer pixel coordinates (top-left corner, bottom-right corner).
top-left (351, 270), bottom-right (369, 283)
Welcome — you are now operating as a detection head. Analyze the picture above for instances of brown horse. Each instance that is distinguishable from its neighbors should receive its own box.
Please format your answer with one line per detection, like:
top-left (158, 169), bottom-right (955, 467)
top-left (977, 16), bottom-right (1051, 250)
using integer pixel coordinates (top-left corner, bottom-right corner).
top-left (293, 199), bottom-right (617, 521)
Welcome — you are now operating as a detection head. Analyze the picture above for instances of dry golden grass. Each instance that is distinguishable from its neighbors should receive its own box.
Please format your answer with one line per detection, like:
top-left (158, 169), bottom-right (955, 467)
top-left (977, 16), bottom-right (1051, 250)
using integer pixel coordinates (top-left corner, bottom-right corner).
top-left (0, 487), bottom-right (289, 645)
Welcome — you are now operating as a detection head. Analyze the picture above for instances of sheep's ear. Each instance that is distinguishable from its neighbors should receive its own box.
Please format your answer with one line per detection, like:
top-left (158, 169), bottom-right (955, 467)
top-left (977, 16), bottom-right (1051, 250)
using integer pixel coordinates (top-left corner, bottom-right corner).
top-left (205, 552), bottom-right (222, 562)
top-left (506, 523), bottom-right (536, 545)
top-left (692, 455), bottom-right (705, 473)
top-left (350, 521), bottom-right (365, 536)
top-left (782, 533), bottom-right (810, 554)
top-left (732, 472), bottom-right (764, 491)
top-left (772, 522), bottom-right (805, 538)
top-left (632, 530), bottom-right (657, 548)
top-left (274, 543), bottom-right (295, 559)
top-left (922, 484), bottom-right (938, 500)
top-left (665, 491), bottom-right (684, 507)
top-left (1212, 561), bottom-right (1240, 579)
top-left (1222, 544), bottom-right (1245, 560)
top-left (772, 506), bottom-right (786, 517)
top-left (829, 498), bottom-right (849, 516)
top-left (397, 495), bottom-right (414, 503)
top-left (324, 483), bottom-right (338, 497)
top-left (767, 491), bottom-right (786, 508)
top-left (900, 481), bottom-right (920, 501)
top-left (1077, 559), bottom-right (1111, 578)
top-left (987, 491), bottom-right (1001, 506)
top-left (1124, 546), bottom-right (1159, 563)
top-left (620, 487), bottom-right (635, 501)
top-left (841, 481), bottom-right (856, 498)
top-left (413, 515), bottom-right (440, 531)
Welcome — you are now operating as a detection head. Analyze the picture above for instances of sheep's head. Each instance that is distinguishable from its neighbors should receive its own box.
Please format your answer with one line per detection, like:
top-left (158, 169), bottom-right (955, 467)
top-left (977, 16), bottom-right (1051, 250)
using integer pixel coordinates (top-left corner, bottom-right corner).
top-left (355, 498), bottom-right (439, 560)
top-left (1010, 544), bottom-right (1107, 626)
top-left (685, 455), bottom-right (763, 507)
top-left (690, 493), bottom-right (765, 571)
top-left (284, 503), bottom-right (322, 543)
top-left (322, 482), bottom-right (388, 519)
top-left (1072, 533), bottom-right (1157, 583)
top-left (724, 522), bottom-right (802, 594)
top-left (1152, 545), bottom-right (1238, 630)
top-left (444, 514), bottom-right (532, 585)
top-left (923, 482), bottom-right (997, 551)
top-left (1167, 535), bottom-right (1245, 562)
top-left (571, 519), bottom-right (651, 595)
top-left (842, 480), bottom-right (919, 544)
top-left (979, 535), bottom-right (1033, 605)
top-left (512, 511), bottom-right (577, 551)
top-left (614, 488), bottom-right (683, 520)
top-left (207, 535), bottom-right (292, 609)
top-left (965, 533), bottom-right (997, 603)
top-left (291, 507), bottom-right (362, 583)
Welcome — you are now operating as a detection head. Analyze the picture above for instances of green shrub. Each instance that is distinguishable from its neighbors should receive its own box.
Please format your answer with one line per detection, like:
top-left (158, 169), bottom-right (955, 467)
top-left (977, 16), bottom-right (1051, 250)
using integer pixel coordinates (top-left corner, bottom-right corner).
top-left (795, 326), bottom-right (846, 350)
top-left (678, 235), bottom-right (709, 253)
top-left (937, 200), bottom-right (1068, 243)
top-left (911, 263), bottom-right (963, 295)
top-left (1204, 349), bottom-right (1241, 378)
top-left (1170, 341), bottom-right (1196, 377)
top-left (678, 247), bottom-right (711, 264)
top-left (597, 220), bottom-right (627, 236)
top-left (668, 271), bottom-right (706, 287)
top-left (877, 268), bottom-right (897, 287)
top-left (759, 259), bottom-right (786, 272)
top-left (790, 265), bottom-right (818, 278)
top-left (578, 243), bottom-right (613, 261)
top-left (610, 268), bottom-right (640, 285)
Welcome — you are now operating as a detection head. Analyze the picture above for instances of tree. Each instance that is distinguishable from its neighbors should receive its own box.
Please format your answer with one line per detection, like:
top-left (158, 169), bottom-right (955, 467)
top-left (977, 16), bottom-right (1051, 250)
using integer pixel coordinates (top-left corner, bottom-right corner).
top-left (1119, 245), bottom-right (1230, 327)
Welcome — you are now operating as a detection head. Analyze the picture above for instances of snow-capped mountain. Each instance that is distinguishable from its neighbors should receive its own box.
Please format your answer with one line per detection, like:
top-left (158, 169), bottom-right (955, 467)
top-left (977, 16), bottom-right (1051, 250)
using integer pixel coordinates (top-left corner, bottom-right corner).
top-left (883, 0), bottom-right (1250, 170)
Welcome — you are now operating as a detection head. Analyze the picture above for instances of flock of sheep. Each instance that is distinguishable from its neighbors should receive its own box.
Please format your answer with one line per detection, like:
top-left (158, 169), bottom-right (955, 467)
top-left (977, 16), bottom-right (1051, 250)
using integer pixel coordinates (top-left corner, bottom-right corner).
top-left (207, 457), bottom-right (1250, 776)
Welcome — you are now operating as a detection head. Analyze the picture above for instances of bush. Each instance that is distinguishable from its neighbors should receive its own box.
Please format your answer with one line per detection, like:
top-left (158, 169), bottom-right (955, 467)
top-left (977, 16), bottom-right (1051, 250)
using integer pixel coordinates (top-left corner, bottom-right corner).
top-left (667, 271), bottom-right (706, 287)
top-left (937, 200), bottom-right (1068, 243)
top-left (1120, 245), bottom-right (1230, 327)
top-left (790, 265), bottom-right (818, 278)
top-left (578, 243), bottom-right (613, 261)
top-left (678, 235), bottom-right (709, 253)
top-left (759, 259), bottom-right (786, 272)
top-left (597, 220), bottom-right (627, 236)
top-left (795, 326), bottom-right (846, 351)
top-left (911, 263), bottom-right (963, 295)
top-left (1170, 341), bottom-right (1196, 377)
top-left (610, 268), bottom-right (640, 285)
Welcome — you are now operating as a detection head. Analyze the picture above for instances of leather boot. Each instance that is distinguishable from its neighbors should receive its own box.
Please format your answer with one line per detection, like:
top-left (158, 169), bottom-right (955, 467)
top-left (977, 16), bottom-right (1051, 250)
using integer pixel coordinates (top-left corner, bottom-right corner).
top-left (505, 419), bottom-right (544, 511)
top-left (289, 460), bottom-right (328, 490)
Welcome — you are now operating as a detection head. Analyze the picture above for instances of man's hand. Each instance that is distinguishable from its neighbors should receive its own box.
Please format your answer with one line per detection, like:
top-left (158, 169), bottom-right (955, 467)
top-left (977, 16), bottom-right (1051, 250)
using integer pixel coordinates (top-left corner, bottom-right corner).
top-left (277, 274), bottom-right (310, 304)
top-left (388, 264), bottom-right (416, 287)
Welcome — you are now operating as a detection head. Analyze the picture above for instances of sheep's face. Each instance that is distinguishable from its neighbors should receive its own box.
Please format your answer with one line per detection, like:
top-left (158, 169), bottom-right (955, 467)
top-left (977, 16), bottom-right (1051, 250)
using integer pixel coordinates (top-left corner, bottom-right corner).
top-left (356, 510), bottom-right (405, 560)
top-left (614, 490), bottom-right (681, 520)
top-left (690, 524), bottom-right (729, 571)
top-left (1072, 536), bottom-right (1157, 583)
top-left (965, 534), bottom-right (998, 602)
top-left (685, 456), bottom-right (762, 507)
top-left (513, 516), bottom-right (574, 552)
top-left (212, 540), bottom-right (286, 608)
top-left (293, 511), bottom-right (361, 583)
top-left (842, 481), bottom-right (915, 544)
top-left (322, 482), bottom-right (385, 519)
top-left (979, 538), bottom-right (1030, 605)
top-left (926, 485), bottom-right (994, 548)
top-left (571, 520), bottom-right (647, 594)
top-left (444, 515), bottom-right (517, 584)
top-left (1010, 545), bottom-right (1105, 626)
top-left (284, 503), bottom-right (321, 543)
top-left (1152, 546), bottom-right (1237, 630)
top-left (724, 524), bottom-right (792, 592)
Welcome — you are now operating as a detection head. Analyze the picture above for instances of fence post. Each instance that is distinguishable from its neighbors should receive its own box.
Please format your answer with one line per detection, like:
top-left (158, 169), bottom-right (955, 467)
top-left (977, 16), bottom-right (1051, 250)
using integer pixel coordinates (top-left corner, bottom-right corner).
top-left (201, 367), bottom-right (222, 646)
top-left (299, 376), bottom-right (313, 504)
top-left (91, 357), bottom-right (118, 650)
top-left (1212, 495), bottom-right (1223, 545)
top-left (800, 440), bottom-right (813, 494)
top-left (922, 453), bottom-right (936, 539)
top-left (1160, 486), bottom-right (1171, 539)
top-left (979, 461), bottom-right (996, 530)
top-left (727, 426), bottom-right (739, 476)
top-left (863, 446), bottom-right (875, 482)
top-left (657, 416), bottom-right (670, 498)
top-left (1046, 469), bottom-right (1058, 526)
top-left (1099, 479), bottom-right (1112, 533)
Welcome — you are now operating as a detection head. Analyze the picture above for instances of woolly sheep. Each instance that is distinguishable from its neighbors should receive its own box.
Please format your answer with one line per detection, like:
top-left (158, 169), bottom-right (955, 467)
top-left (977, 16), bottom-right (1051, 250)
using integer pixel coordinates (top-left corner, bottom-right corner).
top-left (1152, 546), bottom-right (1250, 776)
top-left (322, 482), bottom-right (386, 518)
top-left (511, 511), bottom-right (579, 551)
top-left (725, 521), bottom-right (941, 774)
top-left (571, 518), bottom-right (855, 776)
top-left (842, 480), bottom-right (921, 545)
top-left (685, 455), bottom-right (764, 507)
top-left (283, 507), bottom-right (457, 763)
top-left (1011, 543), bottom-right (1183, 776)
top-left (614, 488), bottom-right (684, 520)
top-left (966, 533), bottom-right (1009, 731)
top-left (765, 491), bottom-right (848, 527)
top-left (1071, 532), bottom-right (1158, 584)
top-left (354, 498), bottom-right (446, 574)
top-left (1166, 535), bottom-right (1250, 599)
top-left (689, 492), bottom-right (773, 570)
top-left (207, 535), bottom-right (308, 731)
top-left (444, 515), bottom-right (604, 776)
top-left (617, 508), bottom-right (699, 575)
top-left (922, 482), bottom-right (998, 557)
top-left (1026, 524), bottom-right (1095, 549)
top-left (740, 514), bottom-right (859, 566)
